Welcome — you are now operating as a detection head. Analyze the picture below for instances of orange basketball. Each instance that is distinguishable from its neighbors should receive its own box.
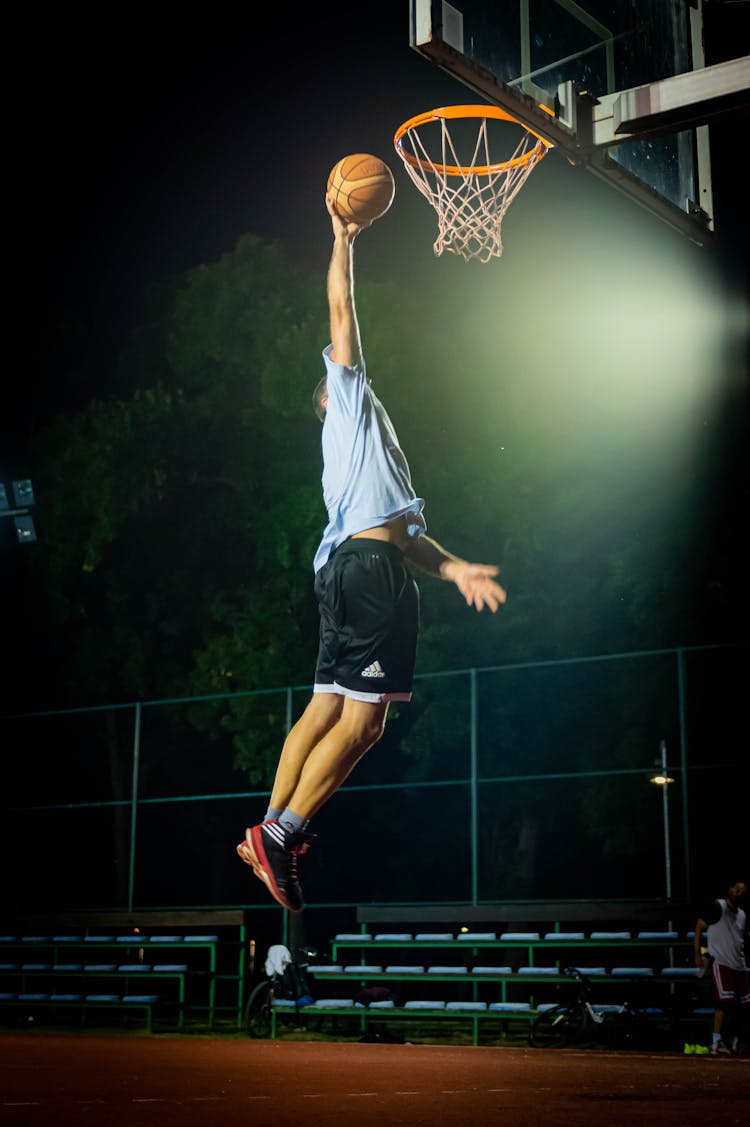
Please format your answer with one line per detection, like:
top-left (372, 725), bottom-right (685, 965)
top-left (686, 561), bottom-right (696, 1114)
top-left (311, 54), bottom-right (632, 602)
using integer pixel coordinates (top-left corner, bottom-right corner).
top-left (327, 153), bottom-right (395, 226)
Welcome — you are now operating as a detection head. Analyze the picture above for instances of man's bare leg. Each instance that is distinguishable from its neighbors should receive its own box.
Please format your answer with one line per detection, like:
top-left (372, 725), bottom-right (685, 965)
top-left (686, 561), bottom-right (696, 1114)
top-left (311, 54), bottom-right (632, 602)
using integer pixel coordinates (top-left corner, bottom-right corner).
top-left (282, 696), bottom-right (389, 821)
top-left (268, 692), bottom-right (346, 812)
top-left (236, 692), bottom-right (343, 869)
top-left (236, 696), bottom-right (389, 910)
top-left (237, 694), bottom-right (387, 857)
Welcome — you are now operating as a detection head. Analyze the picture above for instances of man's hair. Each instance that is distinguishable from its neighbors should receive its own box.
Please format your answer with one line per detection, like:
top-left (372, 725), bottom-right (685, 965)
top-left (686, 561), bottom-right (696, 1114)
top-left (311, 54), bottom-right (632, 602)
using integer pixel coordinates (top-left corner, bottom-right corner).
top-left (313, 377), bottom-right (327, 422)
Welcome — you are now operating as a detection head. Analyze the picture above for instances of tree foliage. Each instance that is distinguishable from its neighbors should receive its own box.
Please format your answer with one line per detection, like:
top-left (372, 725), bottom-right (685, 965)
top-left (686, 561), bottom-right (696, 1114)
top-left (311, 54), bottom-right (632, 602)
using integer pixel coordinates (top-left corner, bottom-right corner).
top-left (7, 230), bottom-right (740, 893)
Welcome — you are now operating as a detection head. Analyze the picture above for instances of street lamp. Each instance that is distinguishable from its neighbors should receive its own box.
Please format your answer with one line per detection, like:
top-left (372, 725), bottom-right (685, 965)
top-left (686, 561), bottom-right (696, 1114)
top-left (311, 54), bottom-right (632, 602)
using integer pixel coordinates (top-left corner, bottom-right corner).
top-left (650, 738), bottom-right (675, 930)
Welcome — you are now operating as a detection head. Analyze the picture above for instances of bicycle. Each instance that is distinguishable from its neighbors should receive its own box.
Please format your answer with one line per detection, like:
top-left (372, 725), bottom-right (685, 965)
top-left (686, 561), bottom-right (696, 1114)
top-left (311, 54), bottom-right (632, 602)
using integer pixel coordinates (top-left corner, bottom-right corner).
top-left (244, 944), bottom-right (316, 1038)
top-left (528, 967), bottom-right (650, 1049)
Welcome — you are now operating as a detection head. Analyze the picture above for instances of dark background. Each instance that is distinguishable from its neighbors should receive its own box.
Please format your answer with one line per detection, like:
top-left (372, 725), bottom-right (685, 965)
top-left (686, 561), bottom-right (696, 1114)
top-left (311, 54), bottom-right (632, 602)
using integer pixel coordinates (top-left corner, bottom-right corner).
top-left (5, 2), bottom-right (748, 469)
top-left (2, 5), bottom-right (747, 946)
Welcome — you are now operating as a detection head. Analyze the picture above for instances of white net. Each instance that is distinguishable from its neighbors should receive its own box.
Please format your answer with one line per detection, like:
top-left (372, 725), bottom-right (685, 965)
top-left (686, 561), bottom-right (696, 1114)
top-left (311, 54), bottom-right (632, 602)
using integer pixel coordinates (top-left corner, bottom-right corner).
top-left (397, 112), bottom-right (550, 262)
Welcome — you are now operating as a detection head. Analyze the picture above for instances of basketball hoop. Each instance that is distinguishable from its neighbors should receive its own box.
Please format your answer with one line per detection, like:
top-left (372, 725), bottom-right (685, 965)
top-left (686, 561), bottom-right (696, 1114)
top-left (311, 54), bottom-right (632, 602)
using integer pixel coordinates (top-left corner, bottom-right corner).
top-left (394, 105), bottom-right (553, 262)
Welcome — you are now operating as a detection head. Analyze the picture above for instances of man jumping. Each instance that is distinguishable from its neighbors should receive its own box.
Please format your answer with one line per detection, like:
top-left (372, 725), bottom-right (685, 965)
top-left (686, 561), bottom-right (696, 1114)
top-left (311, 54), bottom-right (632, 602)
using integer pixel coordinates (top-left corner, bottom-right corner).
top-left (237, 192), bottom-right (507, 911)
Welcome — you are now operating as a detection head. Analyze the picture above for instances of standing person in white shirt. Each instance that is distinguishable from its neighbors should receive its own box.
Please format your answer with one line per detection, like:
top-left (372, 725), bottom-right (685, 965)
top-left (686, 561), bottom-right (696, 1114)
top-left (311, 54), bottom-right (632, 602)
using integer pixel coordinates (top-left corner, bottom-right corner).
top-left (694, 879), bottom-right (748, 1055)
top-left (236, 192), bottom-right (507, 913)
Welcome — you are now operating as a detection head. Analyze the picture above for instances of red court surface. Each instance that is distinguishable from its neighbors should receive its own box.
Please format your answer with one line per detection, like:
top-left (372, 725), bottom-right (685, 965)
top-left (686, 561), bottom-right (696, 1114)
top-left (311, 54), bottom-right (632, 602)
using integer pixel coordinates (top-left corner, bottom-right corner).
top-left (1, 1034), bottom-right (747, 1127)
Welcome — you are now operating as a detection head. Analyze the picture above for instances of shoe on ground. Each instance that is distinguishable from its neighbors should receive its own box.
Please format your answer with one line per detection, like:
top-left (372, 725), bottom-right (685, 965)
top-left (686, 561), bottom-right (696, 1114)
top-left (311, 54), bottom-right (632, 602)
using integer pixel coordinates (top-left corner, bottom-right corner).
top-left (236, 820), bottom-right (315, 913)
top-left (693, 1044), bottom-right (709, 1055)
top-left (710, 1040), bottom-right (732, 1056)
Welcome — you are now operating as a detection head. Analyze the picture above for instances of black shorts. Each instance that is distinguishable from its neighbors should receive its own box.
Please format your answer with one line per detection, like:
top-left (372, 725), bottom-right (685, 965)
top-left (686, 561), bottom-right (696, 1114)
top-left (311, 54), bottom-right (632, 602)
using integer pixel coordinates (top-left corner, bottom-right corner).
top-left (313, 538), bottom-right (420, 702)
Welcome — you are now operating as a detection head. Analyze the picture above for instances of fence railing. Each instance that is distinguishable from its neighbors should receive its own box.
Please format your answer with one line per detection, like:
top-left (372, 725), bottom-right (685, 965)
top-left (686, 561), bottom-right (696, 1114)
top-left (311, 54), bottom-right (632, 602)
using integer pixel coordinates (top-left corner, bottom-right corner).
top-left (2, 644), bottom-right (744, 921)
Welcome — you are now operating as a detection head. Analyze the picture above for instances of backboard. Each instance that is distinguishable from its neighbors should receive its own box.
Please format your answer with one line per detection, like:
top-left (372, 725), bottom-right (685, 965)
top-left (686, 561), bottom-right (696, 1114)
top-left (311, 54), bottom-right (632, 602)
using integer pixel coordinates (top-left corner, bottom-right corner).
top-left (409, 0), bottom-right (750, 245)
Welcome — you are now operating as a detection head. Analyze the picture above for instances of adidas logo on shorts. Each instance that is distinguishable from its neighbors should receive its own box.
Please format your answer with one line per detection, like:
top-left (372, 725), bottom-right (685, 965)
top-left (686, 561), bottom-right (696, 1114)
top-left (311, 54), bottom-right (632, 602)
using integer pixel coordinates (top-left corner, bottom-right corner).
top-left (361, 660), bottom-right (386, 678)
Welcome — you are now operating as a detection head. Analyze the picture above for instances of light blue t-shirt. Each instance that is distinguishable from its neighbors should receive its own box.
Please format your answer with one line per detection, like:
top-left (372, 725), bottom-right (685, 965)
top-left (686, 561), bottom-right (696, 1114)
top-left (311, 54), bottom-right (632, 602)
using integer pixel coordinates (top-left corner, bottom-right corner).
top-left (313, 345), bottom-right (426, 573)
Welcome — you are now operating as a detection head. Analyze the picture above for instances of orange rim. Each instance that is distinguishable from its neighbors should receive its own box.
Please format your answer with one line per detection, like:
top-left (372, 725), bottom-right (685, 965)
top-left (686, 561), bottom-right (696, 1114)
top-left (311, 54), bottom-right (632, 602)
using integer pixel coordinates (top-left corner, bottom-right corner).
top-left (394, 104), bottom-right (554, 177)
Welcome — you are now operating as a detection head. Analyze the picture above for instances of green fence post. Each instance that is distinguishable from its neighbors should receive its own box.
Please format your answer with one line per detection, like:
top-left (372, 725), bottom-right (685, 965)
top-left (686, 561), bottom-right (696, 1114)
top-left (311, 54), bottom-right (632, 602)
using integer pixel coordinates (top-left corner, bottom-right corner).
top-left (127, 702), bottom-right (142, 912)
top-left (470, 668), bottom-right (478, 906)
top-left (677, 649), bottom-right (691, 902)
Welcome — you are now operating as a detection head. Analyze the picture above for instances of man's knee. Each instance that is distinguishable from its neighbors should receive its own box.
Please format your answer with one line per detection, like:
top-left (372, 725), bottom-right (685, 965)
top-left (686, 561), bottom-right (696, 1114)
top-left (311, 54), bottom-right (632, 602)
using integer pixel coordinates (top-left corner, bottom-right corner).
top-left (341, 700), bottom-right (388, 751)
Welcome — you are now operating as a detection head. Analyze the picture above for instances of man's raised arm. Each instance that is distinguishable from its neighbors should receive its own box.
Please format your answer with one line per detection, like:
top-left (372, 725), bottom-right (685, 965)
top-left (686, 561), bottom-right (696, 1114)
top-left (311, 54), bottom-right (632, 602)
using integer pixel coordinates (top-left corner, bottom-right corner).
top-left (326, 194), bottom-right (363, 367)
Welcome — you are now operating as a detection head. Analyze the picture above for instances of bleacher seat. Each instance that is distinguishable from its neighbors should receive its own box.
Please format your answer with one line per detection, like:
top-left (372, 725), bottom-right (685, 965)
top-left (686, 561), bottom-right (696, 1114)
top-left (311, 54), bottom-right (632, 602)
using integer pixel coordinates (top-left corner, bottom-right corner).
top-left (458, 932), bottom-right (496, 941)
top-left (404, 1000), bottom-right (445, 1009)
top-left (518, 966), bottom-right (559, 975)
top-left (415, 933), bottom-right (452, 941)
top-left (343, 965), bottom-right (382, 974)
top-left (311, 965), bottom-right (342, 974)
top-left (590, 932), bottom-right (631, 940)
top-left (334, 933), bottom-right (371, 941)
top-left (489, 1002), bottom-right (532, 1012)
top-left (638, 931), bottom-right (679, 940)
top-left (611, 967), bottom-right (654, 976)
top-left (543, 932), bottom-right (585, 941)
top-left (446, 1001), bottom-right (487, 1011)
top-left (374, 933), bottom-right (412, 941)
top-left (472, 966), bottom-right (513, 975)
top-left (500, 933), bottom-right (540, 941)
top-left (428, 966), bottom-right (468, 974)
top-left (384, 965), bottom-right (425, 974)
top-left (0, 914), bottom-right (242, 1031)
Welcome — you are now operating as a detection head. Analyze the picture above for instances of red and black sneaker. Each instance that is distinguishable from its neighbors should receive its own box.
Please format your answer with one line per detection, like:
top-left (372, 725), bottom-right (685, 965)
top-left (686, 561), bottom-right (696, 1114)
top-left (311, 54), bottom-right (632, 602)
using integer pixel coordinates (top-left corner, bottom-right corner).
top-left (236, 821), bottom-right (315, 913)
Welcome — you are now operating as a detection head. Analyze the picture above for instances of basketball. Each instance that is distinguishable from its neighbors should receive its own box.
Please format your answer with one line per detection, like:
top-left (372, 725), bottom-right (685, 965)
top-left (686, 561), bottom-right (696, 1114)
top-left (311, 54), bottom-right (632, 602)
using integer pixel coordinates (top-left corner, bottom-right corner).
top-left (327, 153), bottom-right (395, 226)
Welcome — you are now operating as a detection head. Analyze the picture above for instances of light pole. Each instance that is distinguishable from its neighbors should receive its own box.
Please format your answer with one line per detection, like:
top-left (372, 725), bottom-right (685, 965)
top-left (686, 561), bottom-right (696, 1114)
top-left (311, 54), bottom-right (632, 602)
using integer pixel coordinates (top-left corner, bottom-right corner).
top-left (650, 738), bottom-right (675, 932)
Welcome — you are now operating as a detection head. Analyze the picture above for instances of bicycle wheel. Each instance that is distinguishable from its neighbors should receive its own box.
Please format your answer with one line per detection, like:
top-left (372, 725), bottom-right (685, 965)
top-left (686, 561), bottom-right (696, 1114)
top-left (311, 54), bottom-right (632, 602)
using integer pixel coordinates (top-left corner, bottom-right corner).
top-left (529, 1005), bottom-right (586, 1048)
top-left (244, 979), bottom-right (274, 1038)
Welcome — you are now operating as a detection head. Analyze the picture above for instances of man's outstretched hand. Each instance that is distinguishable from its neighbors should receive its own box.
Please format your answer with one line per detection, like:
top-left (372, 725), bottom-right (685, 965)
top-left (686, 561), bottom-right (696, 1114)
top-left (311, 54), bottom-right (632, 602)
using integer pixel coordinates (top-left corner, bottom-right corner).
top-left (442, 560), bottom-right (507, 613)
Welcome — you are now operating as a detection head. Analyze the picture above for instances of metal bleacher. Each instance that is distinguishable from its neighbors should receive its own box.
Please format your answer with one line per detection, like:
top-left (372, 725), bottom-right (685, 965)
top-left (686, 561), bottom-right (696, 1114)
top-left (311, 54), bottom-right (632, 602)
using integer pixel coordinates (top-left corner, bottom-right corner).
top-left (0, 910), bottom-right (246, 1032)
top-left (270, 904), bottom-right (720, 1045)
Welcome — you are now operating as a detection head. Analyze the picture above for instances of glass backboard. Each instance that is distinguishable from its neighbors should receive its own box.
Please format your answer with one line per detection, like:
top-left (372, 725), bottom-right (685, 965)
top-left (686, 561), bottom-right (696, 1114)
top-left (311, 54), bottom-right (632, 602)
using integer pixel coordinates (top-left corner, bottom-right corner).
top-left (409, 0), bottom-right (750, 245)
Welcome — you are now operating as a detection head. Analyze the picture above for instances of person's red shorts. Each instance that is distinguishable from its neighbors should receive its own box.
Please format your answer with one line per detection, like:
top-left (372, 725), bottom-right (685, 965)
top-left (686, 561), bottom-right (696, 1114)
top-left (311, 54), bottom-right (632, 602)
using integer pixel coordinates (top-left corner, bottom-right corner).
top-left (711, 962), bottom-right (750, 1006)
